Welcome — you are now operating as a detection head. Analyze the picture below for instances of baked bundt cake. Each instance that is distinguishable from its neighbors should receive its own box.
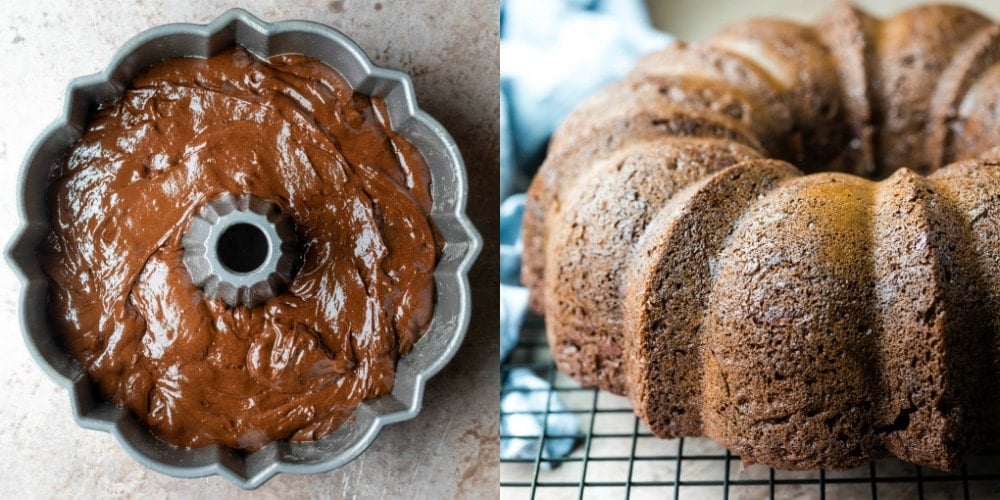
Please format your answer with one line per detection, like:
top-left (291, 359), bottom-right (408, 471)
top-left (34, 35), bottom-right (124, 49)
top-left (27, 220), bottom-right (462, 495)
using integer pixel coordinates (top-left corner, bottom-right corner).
top-left (522, 2), bottom-right (1000, 470)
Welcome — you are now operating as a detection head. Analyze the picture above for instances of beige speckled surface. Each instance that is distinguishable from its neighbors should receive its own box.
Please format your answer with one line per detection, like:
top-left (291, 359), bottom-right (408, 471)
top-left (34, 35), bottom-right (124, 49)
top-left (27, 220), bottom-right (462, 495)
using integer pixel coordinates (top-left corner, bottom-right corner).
top-left (0, 0), bottom-right (498, 497)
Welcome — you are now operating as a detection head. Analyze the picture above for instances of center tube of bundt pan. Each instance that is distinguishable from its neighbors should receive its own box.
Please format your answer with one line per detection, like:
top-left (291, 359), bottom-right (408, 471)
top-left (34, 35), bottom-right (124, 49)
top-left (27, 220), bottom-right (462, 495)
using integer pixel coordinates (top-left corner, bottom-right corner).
top-left (182, 193), bottom-right (298, 307)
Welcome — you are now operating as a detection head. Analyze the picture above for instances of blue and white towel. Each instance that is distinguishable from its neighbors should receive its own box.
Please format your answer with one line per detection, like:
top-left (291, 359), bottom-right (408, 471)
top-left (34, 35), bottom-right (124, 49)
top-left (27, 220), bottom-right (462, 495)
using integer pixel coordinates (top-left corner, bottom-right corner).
top-left (499, 0), bottom-right (672, 462)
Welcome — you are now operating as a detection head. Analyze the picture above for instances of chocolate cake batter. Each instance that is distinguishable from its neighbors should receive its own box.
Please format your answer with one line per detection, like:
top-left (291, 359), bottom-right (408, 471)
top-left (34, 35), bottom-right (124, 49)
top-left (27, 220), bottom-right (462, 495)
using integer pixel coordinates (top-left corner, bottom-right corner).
top-left (40, 47), bottom-right (439, 451)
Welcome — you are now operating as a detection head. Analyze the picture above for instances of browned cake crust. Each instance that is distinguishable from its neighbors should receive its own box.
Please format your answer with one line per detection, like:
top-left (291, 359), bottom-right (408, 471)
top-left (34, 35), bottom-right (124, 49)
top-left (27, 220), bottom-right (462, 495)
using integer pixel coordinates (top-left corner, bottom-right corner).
top-left (872, 5), bottom-right (992, 177)
top-left (523, 1), bottom-right (1000, 470)
top-left (522, 78), bottom-right (763, 314)
top-left (816, 2), bottom-right (878, 176)
top-left (546, 138), bottom-right (760, 394)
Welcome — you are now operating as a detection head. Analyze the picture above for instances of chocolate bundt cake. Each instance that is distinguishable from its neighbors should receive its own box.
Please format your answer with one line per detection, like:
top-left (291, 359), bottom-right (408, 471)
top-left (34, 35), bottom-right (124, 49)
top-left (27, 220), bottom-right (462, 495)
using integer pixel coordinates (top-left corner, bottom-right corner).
top-left (523, 2), bottom-right (1000, 470)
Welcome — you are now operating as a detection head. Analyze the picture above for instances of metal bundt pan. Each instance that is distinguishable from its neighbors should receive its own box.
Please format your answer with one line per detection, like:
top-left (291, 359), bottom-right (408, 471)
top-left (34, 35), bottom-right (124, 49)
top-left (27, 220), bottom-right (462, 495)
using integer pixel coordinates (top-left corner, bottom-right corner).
top-left (6, 9), bottom-right (481, 489)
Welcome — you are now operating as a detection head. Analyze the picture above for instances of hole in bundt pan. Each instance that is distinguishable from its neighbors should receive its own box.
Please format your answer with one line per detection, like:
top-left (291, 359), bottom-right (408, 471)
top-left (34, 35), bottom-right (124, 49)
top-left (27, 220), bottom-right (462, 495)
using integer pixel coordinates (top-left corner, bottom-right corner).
top-left (217, 223), bottom-right (270, 273)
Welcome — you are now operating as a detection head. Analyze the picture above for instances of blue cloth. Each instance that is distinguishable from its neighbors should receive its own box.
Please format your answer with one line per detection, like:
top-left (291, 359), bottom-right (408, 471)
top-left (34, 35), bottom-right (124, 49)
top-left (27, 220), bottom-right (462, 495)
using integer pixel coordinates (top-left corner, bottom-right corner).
top-left (499, 0), bottom-right (672, 462)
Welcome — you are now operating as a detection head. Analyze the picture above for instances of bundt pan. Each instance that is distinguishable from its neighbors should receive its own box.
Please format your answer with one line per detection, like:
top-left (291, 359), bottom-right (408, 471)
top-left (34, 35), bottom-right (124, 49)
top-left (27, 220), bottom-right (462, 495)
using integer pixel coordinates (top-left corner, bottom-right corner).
top-left (6, 9), bottom-right (481, 489)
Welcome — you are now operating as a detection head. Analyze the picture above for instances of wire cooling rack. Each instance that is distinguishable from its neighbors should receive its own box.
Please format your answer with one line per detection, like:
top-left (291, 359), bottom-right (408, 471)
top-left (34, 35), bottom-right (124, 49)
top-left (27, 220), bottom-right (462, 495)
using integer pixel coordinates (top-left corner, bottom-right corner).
top-left (500, 315), bottom-right (1000, 499)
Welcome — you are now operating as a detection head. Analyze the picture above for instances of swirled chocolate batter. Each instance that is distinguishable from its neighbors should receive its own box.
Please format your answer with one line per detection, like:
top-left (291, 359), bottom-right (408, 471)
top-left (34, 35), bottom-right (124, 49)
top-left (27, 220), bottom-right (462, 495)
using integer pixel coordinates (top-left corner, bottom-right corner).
top-left (40, 47), bottom-right (439, 451)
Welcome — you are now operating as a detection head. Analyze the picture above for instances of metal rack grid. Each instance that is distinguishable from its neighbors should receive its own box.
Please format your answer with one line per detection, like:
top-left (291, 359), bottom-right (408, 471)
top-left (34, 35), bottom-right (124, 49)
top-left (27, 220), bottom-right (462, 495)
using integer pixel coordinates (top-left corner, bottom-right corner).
top-left (500, 316), bottom-right (1000, 499)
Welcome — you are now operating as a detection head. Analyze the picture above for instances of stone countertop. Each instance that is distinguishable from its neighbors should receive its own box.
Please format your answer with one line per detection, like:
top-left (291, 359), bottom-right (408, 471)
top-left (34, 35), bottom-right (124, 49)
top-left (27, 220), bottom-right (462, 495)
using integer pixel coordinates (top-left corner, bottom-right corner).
top-left (0, 0), bottom-right (498, 497)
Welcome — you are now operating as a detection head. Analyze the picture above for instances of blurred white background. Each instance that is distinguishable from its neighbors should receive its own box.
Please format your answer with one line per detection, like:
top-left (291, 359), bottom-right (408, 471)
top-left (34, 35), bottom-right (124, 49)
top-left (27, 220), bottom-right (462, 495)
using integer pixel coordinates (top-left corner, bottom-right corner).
top-left (646, 0), bottom-right (1000, 40)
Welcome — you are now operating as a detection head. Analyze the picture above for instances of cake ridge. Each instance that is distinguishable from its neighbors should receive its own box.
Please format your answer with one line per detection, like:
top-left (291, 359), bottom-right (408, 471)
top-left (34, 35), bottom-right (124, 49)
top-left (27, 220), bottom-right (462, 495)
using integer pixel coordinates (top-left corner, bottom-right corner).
top-left (624, 159), bottom-right (800, 439)
top-left (700, 171), bottom-right (878, 469)
top-left (927, 24), bottom-right (1000, 170)
top-left (927, 157), bottom-right (1000, 462)
top-left (632, 44), bottom-right (794, 157)
top-left (871, 167), bottom-right (955, 469)
top-left (544, 137), bottom-right (761, 393)
top-left (816, 1), bottom-right (878, 177)
top-left (871, 4), bottom-right (992, 176)
top-left (524, 84), bottom-right (766, 313)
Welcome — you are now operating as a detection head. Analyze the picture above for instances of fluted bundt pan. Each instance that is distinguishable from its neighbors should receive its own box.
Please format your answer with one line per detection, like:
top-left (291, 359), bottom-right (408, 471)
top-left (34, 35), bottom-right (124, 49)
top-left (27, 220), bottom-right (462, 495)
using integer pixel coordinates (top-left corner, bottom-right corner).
top-left (6, 9), bottom-right (480, 488)
top-left (524, 2), bottom-right (1000, 471)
